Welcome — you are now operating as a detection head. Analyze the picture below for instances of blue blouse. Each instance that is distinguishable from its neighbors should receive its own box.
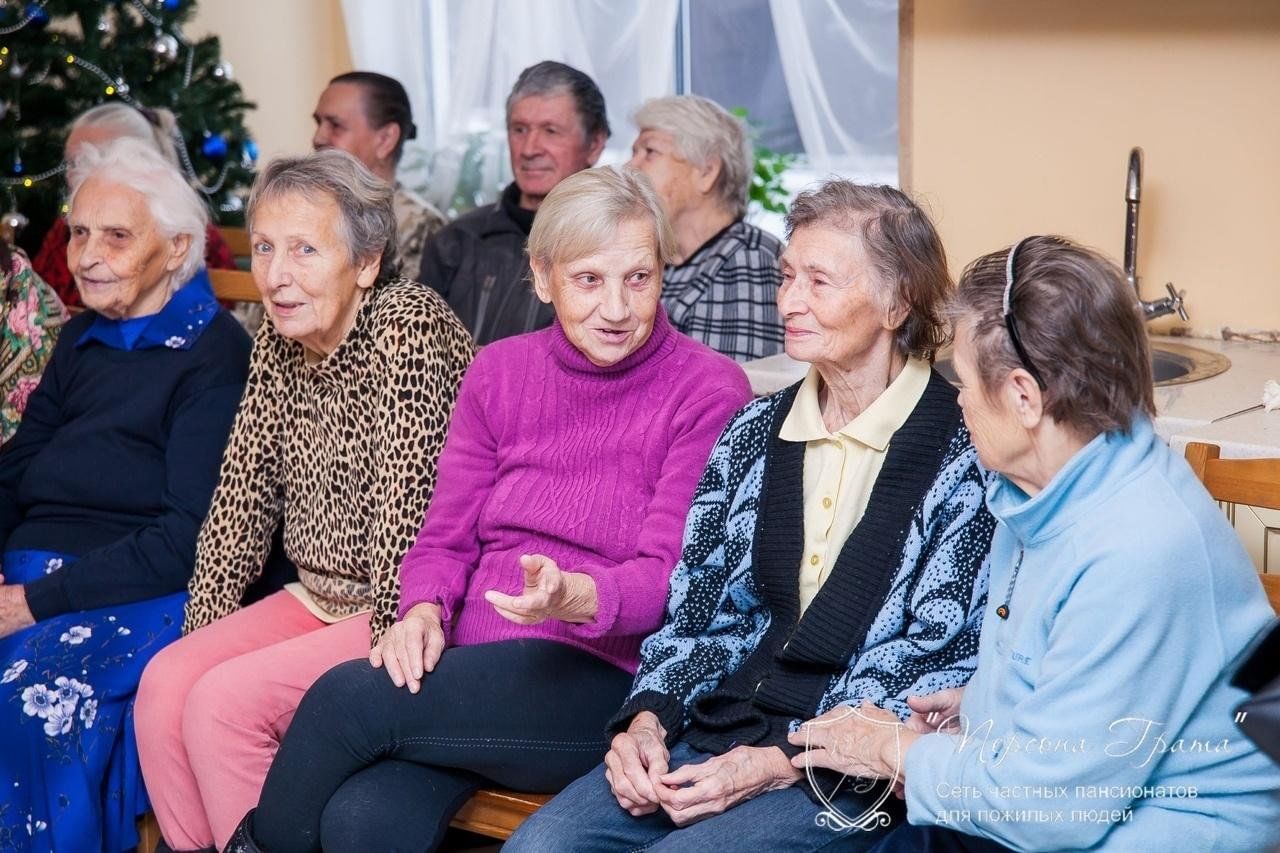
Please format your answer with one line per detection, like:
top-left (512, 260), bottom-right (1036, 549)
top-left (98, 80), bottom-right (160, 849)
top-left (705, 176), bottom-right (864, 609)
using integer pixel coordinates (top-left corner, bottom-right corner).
top-left (76, 269), bottom-right (221, 352)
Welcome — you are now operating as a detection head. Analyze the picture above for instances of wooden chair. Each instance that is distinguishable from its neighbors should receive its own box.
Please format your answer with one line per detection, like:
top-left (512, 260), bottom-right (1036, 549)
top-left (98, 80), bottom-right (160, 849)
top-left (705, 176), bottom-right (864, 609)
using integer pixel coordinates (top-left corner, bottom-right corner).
top-left (133, 789), bottom-right (551, 851)
top-left (217, 225), bottom-right (253, 265)
top-left (1185, 441), bottom-right (1280, 613)
top-left (136, 812), bottom-right (160, 853)
top-left (209, 268), bottom-right (260, 303)
top-left (450, 789), bottom-right (553, 840)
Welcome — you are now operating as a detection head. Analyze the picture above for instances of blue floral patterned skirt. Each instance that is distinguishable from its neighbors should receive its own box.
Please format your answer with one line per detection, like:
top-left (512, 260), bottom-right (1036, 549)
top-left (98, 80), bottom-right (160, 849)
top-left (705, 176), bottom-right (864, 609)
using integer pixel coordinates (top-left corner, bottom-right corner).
top-left (0, 550), bottom-right (186, 852)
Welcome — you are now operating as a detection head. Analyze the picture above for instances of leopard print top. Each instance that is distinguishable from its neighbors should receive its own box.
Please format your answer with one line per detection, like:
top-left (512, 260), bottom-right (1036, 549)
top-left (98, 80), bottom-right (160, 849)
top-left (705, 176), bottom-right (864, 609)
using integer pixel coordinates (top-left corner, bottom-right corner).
top-left (184, 279), bottom-right (474, 643)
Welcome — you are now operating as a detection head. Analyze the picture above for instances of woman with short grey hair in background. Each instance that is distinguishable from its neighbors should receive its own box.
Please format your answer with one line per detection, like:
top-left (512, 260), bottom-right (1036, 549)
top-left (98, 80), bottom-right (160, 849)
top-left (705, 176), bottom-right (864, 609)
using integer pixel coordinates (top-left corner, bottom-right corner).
top-left (628, 94), bottom-right (784, 361)
top-left (134, 148), bottom-right (474, 853)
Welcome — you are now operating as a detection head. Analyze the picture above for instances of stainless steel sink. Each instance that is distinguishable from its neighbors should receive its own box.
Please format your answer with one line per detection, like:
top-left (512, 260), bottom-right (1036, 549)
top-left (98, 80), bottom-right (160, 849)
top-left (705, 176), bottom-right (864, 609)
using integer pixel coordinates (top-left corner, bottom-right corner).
top-left (933, 341), bottom-right (1230, 388)
top-left (1149, 341), bottom-right (1231, 386)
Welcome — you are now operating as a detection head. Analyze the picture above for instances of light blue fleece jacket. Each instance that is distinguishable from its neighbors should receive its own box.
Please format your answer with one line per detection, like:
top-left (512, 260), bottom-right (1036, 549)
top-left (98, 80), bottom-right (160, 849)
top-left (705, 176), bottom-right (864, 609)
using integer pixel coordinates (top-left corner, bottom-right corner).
top-left (904, 415), bottom-right (1280, 852)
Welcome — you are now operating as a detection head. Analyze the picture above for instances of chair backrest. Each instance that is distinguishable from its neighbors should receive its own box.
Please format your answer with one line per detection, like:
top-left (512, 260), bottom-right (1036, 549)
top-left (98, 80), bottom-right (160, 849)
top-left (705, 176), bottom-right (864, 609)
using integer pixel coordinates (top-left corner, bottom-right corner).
top-left (1185, 441), bottom-right (1280, 614)
top-left (218, 226), bottom-right (253, 261)
top-left (209, 268), bottom-right (260, 303)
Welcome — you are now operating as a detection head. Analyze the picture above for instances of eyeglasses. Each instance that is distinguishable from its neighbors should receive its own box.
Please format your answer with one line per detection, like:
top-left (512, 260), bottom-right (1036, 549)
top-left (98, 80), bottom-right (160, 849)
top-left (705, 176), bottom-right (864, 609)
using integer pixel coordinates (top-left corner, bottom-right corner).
top-left (1003, 237), bottom-right (1047, 390)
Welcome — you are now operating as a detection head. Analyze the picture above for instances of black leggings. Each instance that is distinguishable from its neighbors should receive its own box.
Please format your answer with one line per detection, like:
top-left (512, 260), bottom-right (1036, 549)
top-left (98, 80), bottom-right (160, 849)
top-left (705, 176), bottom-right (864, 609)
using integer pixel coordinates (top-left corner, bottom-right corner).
top-left (252, 639), bottom-right (633, 853)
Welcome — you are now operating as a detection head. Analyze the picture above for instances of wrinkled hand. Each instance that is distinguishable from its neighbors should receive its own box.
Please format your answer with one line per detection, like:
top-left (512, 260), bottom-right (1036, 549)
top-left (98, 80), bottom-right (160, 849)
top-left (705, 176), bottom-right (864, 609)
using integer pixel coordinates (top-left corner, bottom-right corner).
top-left (788, 701), bottom-right (916, 781)
top-left (905, 687), bottom-right (965, 735)
top-left (604, 712), bottom-right (671, 816)
top-left (0, 583), bottom-right (35, 640)
top-left (483, 554), bottom-right (597, 626)
top-left (369, 602), bottom-right (445, 693)
top-left (657, 745), bottom-right (800, 827)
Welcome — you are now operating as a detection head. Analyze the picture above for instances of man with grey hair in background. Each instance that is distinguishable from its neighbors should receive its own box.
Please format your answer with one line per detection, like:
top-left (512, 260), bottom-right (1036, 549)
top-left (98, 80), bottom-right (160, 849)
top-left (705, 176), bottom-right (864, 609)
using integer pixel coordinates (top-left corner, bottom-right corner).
top-left (418, 60), bottom-right (609, 344)
top-left (628, 94), bottom-right (784, 361)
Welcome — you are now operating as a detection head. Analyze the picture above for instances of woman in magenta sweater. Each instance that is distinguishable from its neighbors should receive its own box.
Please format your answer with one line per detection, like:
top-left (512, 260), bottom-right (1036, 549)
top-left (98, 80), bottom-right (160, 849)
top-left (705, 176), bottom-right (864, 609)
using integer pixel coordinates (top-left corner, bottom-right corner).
top-left (223, 166), bottom-right (752, 853)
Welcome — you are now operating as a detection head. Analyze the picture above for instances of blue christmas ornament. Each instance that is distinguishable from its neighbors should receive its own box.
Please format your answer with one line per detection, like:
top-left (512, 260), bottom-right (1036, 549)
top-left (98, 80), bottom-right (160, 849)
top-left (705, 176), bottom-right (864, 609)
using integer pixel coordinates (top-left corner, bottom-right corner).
top-left (243, 139), bottom-right (259, 163)
top-left (26, 3), bottom-right (51, 29)
top-left (162, 0), bottom-right (182, 9)
top-left (200, 132), bottom-right (228, 160)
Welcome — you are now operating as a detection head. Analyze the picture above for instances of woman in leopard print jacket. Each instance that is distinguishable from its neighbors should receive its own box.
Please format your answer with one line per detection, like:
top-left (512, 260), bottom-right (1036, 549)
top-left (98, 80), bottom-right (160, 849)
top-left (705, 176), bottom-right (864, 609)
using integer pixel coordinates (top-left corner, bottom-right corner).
top-left (133, 150), bottom-right (474, 852)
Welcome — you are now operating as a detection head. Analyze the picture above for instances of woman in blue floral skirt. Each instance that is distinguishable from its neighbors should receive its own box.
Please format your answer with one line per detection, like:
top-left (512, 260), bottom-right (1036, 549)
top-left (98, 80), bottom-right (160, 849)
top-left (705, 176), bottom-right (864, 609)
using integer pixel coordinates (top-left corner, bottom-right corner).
top-left (0, 138), bottom-right (250, 851)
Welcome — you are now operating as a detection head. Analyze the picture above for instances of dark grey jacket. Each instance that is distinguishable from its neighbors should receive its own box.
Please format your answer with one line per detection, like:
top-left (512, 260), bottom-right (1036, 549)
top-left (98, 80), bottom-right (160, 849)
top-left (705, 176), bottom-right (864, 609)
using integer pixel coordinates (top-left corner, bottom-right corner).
top-left (417, 183), bottom-right (553, 345)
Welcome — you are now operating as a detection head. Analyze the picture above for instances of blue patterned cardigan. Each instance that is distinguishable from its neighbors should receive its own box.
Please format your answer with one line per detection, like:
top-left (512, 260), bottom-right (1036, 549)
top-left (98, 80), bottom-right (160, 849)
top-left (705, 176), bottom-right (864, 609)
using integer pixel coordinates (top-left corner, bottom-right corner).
top-left (608, 371), bottom-right (995, 756)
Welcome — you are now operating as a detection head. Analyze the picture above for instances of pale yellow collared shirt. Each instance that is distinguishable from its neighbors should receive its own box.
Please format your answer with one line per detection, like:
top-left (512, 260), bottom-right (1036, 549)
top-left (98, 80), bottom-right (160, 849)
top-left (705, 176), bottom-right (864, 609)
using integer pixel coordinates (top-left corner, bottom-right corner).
top-left (779, 357), bottom-right (932, 614)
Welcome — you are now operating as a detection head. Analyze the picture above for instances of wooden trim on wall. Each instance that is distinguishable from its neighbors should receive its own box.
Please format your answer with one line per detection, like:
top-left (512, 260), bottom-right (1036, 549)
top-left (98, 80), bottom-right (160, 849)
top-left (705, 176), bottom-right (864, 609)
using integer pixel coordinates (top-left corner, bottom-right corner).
top-left (898, 0), bottom-right (914, 193)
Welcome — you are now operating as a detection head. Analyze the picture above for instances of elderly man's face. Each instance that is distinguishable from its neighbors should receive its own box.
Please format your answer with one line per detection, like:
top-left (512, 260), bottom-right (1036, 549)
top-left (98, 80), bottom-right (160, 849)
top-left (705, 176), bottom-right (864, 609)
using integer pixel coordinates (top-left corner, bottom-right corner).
top-left (312, 83), bottom-right (394, 177)
top-left (249, 190), bottom-right (379, 358)
top-left (508, 92), bottom-right (604, 210)
top-left (531, 217), bottom-right (661, 367)
top-left (627, 129), bottom-right (706, 223)
top-left (67, 176), bottom-right (190, 319)
top-left (777, 225), bottom-right (902, 372)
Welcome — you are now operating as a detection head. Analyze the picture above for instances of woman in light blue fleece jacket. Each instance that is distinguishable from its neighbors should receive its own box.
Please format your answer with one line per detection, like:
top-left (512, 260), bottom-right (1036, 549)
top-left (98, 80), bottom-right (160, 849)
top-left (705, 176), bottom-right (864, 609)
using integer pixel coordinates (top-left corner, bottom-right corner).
top-left (791, 236), bottom-right (1280, 852)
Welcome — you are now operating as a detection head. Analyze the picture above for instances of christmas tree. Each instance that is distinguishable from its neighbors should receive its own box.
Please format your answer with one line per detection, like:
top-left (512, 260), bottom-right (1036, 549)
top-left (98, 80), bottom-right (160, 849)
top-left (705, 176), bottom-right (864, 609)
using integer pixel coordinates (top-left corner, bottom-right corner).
top-left (0, 0), bottom-right (257, 256)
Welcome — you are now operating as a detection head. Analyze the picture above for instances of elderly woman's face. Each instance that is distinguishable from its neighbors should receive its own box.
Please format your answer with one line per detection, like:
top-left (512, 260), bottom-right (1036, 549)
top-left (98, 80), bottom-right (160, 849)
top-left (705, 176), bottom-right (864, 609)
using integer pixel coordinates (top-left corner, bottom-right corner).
top-left (532, 218), bottom-right (661, 367)
top-left (777, 226), bottom-right (902, 371)
top-left (627, 130), bottom-right (705, 221)
top-left (67, 176), bottom-right (190, 320)
top-left (953, 317), bottom-right (1027, 473)
top-left (250, 190), bottom-right (378, 358)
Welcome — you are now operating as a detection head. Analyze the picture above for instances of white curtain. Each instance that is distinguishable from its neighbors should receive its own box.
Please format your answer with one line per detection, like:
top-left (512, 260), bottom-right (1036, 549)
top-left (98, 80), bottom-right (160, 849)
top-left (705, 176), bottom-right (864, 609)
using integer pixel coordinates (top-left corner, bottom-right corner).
top-left (768, 0), bottom-right (898, 181)
top-left (341, 0), bottom-right (679, 213)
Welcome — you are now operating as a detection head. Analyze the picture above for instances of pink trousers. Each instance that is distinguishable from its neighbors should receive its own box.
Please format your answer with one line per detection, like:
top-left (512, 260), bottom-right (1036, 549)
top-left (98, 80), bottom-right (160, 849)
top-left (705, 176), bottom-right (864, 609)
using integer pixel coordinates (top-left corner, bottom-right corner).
top-left (134, 591), bottom-right (371, 850)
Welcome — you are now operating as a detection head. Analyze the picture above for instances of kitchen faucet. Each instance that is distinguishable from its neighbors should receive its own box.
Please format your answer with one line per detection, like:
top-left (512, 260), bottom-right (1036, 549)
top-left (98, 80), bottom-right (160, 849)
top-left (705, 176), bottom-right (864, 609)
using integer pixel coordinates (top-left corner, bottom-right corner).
top-left (1125, 146), bottom-right (1189, 322)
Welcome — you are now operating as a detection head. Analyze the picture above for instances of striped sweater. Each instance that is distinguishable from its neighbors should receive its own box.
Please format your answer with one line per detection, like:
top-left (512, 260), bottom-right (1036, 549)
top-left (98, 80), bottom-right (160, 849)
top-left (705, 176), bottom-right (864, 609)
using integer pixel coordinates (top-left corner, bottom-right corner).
top-left (610, 370), bottom-right (995, 756)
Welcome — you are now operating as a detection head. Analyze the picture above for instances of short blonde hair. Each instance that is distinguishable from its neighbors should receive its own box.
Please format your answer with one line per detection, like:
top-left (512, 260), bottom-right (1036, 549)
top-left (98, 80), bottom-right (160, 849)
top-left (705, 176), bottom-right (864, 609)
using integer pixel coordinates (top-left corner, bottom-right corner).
top-left (68, 137), bottom-right (207, 284)
top-left (527, 166), bottom-right (677, 273)
top-left (633, 95), bottom-right (751, 218)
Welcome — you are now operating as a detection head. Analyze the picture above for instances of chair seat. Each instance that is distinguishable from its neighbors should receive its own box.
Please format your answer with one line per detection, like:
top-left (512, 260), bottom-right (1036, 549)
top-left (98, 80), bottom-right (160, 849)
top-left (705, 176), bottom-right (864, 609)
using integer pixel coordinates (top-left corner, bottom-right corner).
top-left (450, 788), bottom-right (553, 840)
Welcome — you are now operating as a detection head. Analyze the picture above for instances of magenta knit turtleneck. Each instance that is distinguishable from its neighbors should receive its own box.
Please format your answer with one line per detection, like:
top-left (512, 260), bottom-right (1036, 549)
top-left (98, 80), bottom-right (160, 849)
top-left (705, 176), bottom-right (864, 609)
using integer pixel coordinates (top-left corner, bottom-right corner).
top-left (397, 308), bottom-right (751, 673)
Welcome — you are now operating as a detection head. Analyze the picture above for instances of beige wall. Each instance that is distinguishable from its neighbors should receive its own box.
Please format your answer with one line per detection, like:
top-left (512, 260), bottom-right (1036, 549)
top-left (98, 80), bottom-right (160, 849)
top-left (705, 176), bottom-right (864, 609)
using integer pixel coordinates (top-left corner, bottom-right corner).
top-left (188, 0), bottom-right (352, 162)
top-left (906, 1), bottom-right (1280, 337)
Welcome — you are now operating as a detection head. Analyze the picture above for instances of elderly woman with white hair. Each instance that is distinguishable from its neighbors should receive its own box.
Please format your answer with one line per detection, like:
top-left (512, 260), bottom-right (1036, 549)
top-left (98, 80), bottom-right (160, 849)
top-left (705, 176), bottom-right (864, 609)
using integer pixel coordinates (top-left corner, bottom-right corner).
top-left (220, 165), bottom-right (751, 853)
top-left (627, 94), bottom-right (783, 361)
top-left (0, 137), bottom-right (251, 851)
top-left (133, 149), bottom-right (475, 853)
top-left (33, 102), bottom-right (237, 309)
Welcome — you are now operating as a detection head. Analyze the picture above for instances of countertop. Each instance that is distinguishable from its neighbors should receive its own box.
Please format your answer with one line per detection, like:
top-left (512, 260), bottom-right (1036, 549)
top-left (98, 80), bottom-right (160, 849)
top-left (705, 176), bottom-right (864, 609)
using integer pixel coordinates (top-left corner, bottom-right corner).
top-left (740, 336), bottom-right (1280, 459)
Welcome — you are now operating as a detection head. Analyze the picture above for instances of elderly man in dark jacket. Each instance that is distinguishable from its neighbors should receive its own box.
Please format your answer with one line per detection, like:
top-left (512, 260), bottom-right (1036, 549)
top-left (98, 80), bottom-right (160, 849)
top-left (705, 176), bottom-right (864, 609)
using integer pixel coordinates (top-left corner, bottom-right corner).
top-left (419, 61), bottom-right (608, 344)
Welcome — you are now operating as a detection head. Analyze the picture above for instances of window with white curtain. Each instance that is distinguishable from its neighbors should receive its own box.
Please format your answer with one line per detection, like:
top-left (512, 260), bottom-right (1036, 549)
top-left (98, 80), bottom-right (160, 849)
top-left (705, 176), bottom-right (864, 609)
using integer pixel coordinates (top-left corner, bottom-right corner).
top-left (340, 0), bottom-right (898, 222)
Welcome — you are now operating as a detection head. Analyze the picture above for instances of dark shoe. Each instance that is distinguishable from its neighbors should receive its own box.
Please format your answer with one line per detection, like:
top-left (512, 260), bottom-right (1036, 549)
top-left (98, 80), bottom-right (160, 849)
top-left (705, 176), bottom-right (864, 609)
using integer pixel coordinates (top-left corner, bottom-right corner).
top-left (221, 810), bottom-right (263, 853)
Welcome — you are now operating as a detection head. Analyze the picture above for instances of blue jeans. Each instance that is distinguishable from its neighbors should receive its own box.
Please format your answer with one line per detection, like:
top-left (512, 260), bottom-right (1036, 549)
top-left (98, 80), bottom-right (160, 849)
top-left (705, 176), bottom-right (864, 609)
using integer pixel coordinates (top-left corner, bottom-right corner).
top-left (505, 741), bottom-right (900, 852)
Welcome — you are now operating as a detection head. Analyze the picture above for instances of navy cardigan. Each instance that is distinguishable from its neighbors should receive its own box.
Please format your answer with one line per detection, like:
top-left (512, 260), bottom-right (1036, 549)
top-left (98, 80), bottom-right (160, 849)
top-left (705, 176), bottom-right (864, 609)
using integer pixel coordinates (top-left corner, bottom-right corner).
top-left (0, 278), bottom-right (250, 621)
